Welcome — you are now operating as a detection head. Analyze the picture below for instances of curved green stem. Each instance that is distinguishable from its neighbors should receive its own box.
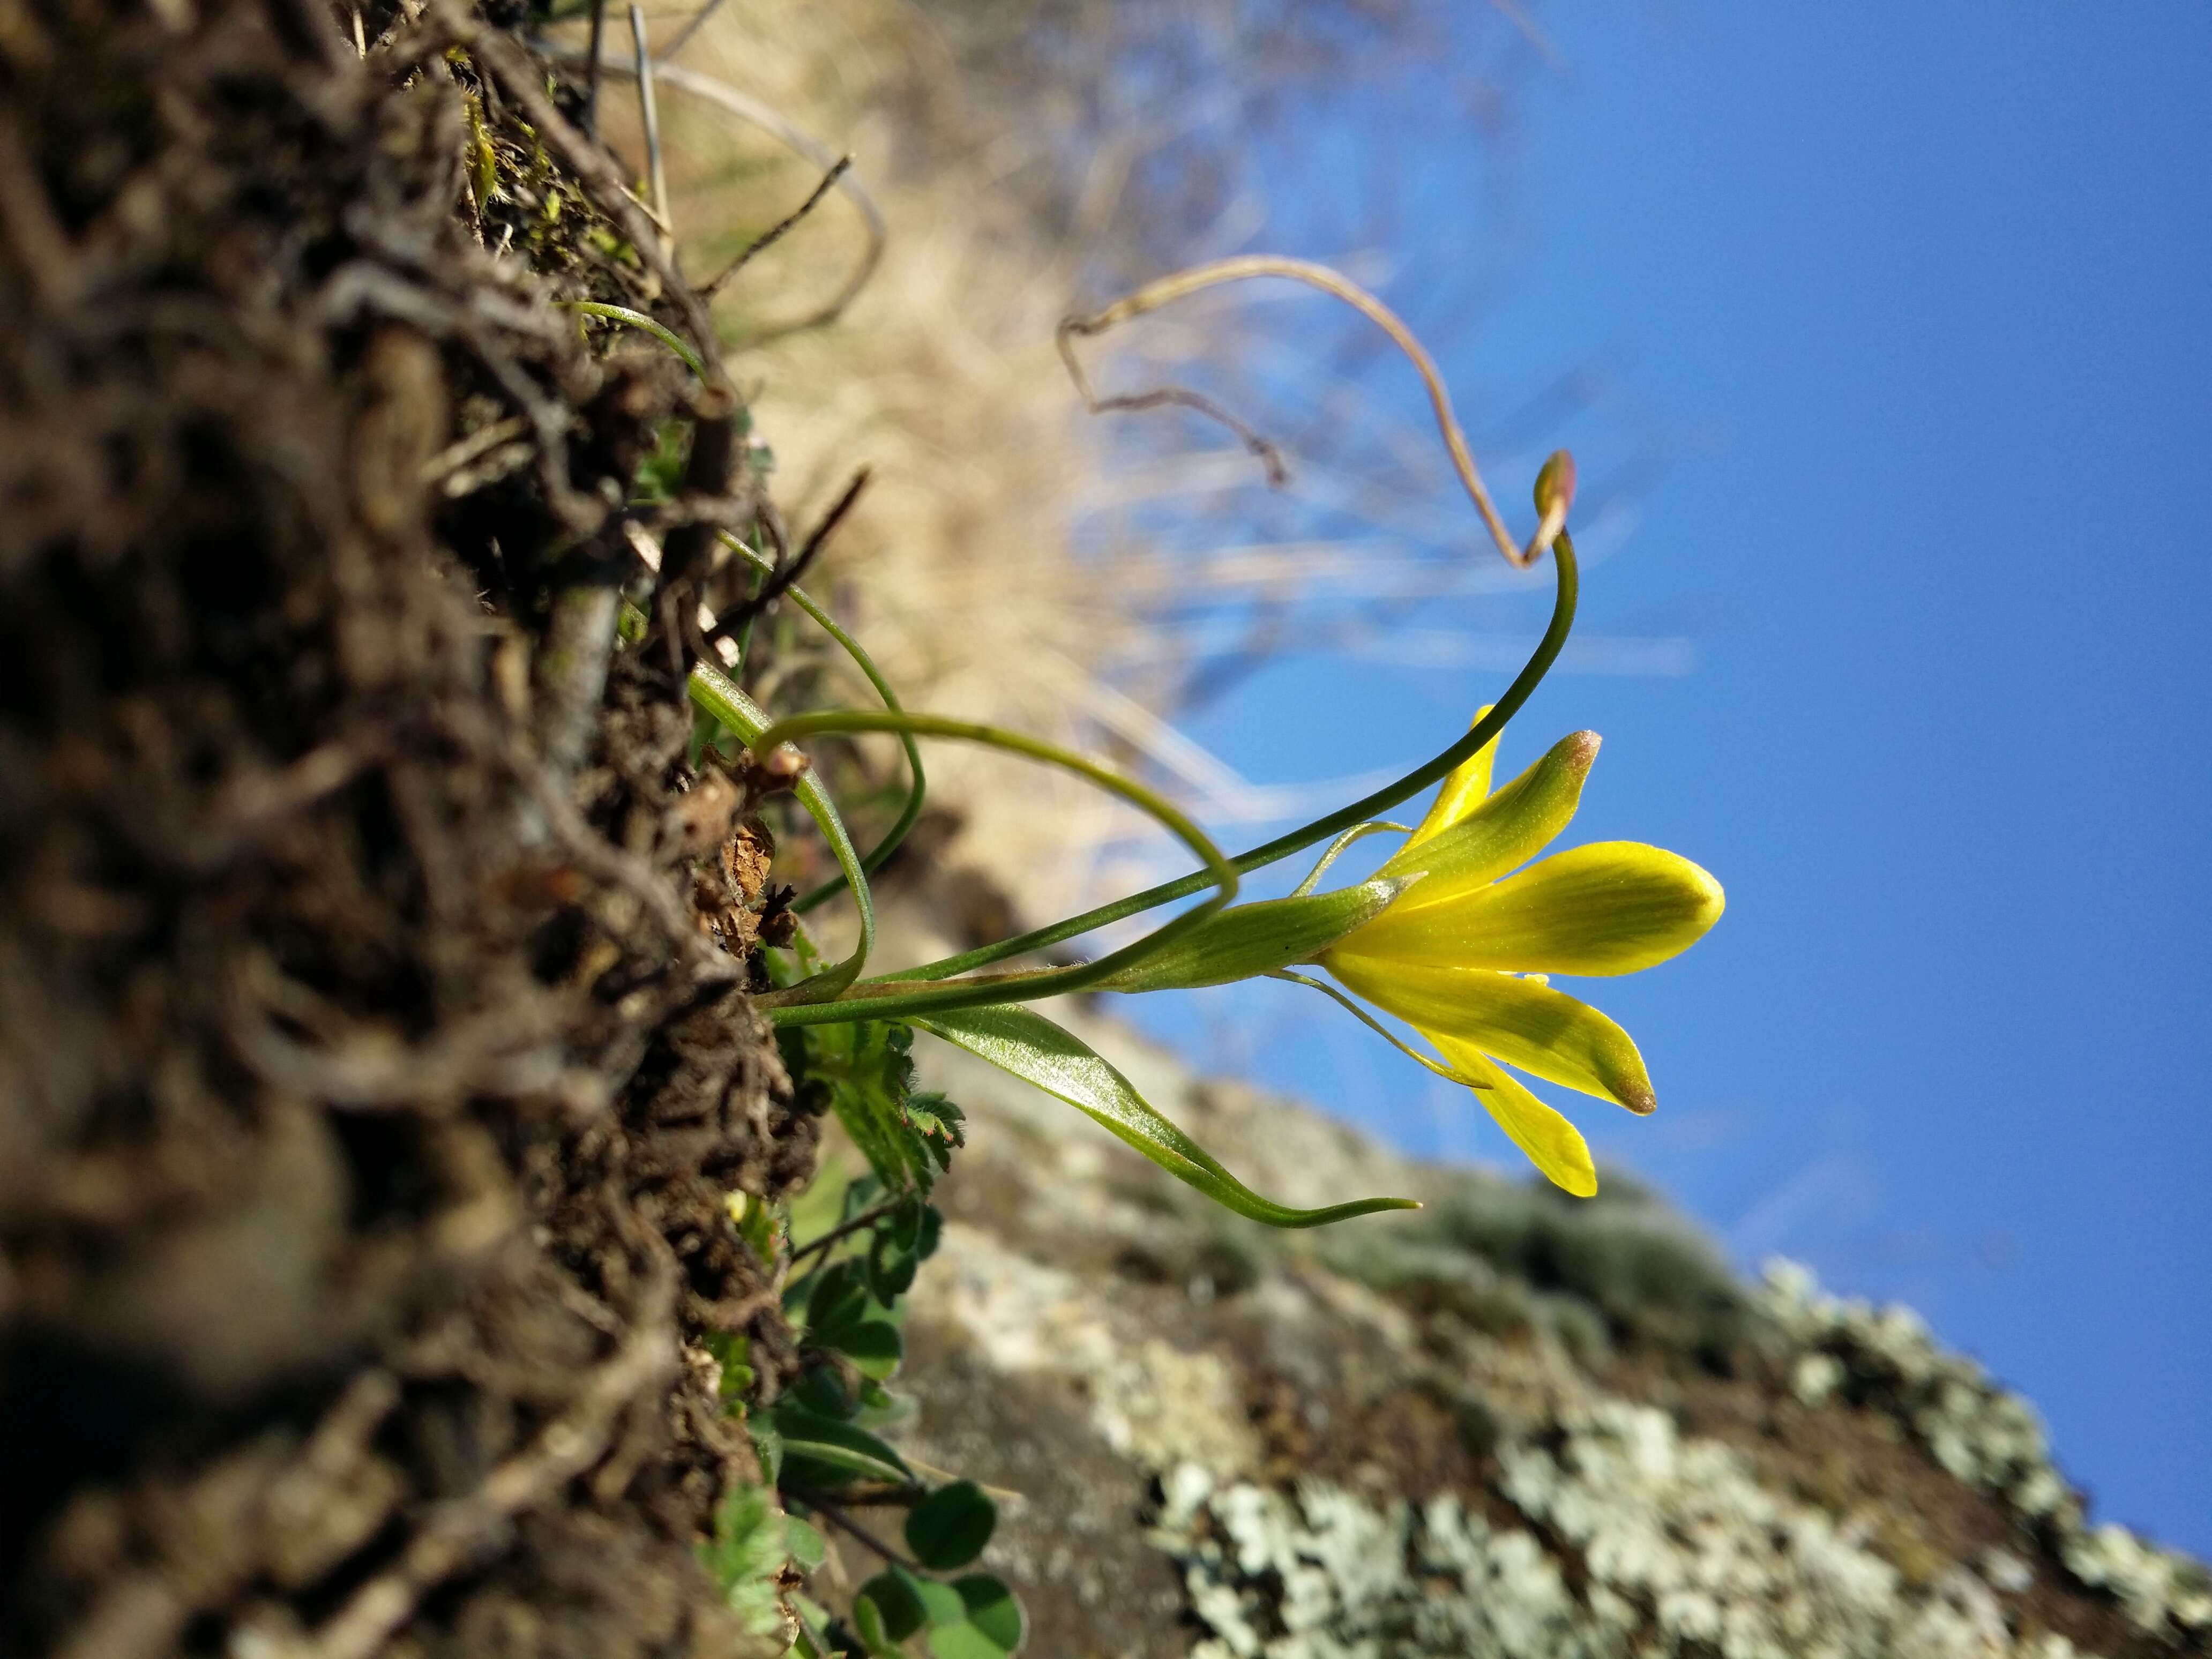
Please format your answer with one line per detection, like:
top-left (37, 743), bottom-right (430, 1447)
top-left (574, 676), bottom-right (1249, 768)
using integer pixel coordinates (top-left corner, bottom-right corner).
top-left (1291, 821), bottom-right (1410, 897)
top-left (570, 301), bottom-right (921, 927)
top-left (562, 300), bottom-right (707, 380)
top-left (743, 712), bottom-right (1239, 1025)
top-left (875, 531), bottom-right (1579, 987)
top-left (1266, 970), bottom-right (1488, 1090)
top-left (686, 662), bottom-right (875, 997)
top-left (718, 532), bottom-right (925, 913)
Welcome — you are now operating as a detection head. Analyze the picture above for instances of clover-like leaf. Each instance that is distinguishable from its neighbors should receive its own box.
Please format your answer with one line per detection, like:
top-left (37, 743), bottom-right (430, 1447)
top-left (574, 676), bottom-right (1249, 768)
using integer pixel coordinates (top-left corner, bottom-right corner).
top-left (906, 1481), bottom-right (997, 1572)
top-left (795, 1259), bottom-right (871, 1338)
top-left (856, 1566), bottom-right (957, 1649)
top-left (850, 1581), bottom-right (907, 1654)
top-left (829, 1318), bottom-right (903, 1381)
top-left (913, 1576), bottom-right (967, 1628)
top-left (925, 1576), bottom-right (1025, 1657)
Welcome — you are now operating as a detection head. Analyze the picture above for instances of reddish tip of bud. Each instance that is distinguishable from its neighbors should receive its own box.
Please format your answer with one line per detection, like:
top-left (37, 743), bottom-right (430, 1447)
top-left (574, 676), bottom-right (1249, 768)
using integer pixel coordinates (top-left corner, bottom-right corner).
top-left (1563, 729), bottom-right (1602, 776)
top-left (1534, 450), bottom-right (1578, 519)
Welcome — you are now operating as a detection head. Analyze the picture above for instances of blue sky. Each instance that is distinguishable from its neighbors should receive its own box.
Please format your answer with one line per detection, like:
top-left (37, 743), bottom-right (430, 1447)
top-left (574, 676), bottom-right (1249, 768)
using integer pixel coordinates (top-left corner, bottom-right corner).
top-left (1111, 4), bottom-right (2211, 1553)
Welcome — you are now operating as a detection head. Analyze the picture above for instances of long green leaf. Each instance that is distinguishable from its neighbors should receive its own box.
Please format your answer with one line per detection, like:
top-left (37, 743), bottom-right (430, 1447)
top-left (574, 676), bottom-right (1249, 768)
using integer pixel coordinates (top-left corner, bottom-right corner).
top-left (753, 710), bottom-right (1238, 1024)
top-left (769, 1404), bottom-right (911, 1484)
top-left (911, 1006), bottom-right (1417, 1229)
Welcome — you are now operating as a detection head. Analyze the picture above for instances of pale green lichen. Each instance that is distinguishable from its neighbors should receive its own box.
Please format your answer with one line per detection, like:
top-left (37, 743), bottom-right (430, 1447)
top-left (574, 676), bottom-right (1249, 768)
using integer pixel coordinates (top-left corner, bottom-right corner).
top-left (1153, 1400), bottom-right (2103, 1659)
top-left (912, 1219), bottom-right (1266, 1477)
top-left (1759, 1260), bottom-right (2212, 1641)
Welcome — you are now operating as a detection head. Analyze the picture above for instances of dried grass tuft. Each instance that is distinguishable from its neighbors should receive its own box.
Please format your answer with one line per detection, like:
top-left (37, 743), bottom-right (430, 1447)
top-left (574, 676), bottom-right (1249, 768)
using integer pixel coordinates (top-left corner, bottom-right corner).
top-left (572, 0), bottom-right (1584, 933)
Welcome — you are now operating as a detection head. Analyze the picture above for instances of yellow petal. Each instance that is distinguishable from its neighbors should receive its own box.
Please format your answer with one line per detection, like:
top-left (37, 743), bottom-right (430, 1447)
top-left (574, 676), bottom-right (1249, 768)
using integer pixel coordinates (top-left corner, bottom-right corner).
top-left (1402, 707), bottom-right (1498, 849)
top-left (1376, 729), bottom-right (1599, 896)
top-left (1348, 840), bottom-right (1723, 976)
top-left (1431, 1035), bottom-right (1598, 1197)
top-left (1320, 955), bottom-right (1655, 1114)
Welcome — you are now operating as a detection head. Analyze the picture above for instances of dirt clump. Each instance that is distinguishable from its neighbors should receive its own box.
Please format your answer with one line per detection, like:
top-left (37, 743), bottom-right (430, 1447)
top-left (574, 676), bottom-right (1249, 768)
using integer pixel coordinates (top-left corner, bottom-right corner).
top-left (0, 4), bottom-right (806, 1655)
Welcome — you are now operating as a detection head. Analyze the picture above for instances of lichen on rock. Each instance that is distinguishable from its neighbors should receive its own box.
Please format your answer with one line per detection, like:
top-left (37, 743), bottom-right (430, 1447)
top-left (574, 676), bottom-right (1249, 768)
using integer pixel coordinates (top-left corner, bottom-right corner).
top-left (1759, 1261), bottom-right (2212, 1643)
top-left (883, 991), bottom-right (2208, 1659)
top-left (1153, 1399), bottom-right (2094, 1659)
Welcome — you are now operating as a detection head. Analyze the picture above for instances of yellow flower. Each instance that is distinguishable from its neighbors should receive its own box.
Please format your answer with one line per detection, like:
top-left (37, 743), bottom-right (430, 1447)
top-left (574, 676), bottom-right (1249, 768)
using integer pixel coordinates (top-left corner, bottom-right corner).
top-left (1318, 715), bottom-right (1723, 1197)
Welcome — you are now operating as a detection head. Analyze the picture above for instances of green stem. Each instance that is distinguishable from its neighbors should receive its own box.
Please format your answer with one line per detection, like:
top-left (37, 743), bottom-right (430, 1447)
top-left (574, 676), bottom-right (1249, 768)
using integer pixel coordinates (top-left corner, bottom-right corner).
top-left (570, 299), bottom-right (923, 929)
top-left (1265, 970), bottom-right (1488, 1090)
top-left (872, 531), bottom-right (1580, 987)
top-left (718, 532), bottom-right (925, 913)
top-left (1291, 820), bottom-right (1410, 897)
top-left (686, 662), bottom-right (875, 997)
top-left (562, 300), bottom-right (707, 380)
top-left (741, 712), bottom-right (1238, 1025)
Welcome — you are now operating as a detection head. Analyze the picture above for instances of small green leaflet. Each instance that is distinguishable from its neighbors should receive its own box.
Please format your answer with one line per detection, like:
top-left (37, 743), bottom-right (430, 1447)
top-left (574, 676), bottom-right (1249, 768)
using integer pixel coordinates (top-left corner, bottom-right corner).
top-left (903, 1090), bottom-right (965, 1163)
top-left (910, 1006), bottom-right (1418, 1229)
top-left (780, 1019), bottom-right (947, 1194)
top-left (855, 1567), bottom-right (1024, 1659)
top-left (697, 1482), bottom-right (799, 1639)
top-left (931, 1576), bottom-right (1026, 1657)
top-left (905, 1481), bottom-right (996, 1572)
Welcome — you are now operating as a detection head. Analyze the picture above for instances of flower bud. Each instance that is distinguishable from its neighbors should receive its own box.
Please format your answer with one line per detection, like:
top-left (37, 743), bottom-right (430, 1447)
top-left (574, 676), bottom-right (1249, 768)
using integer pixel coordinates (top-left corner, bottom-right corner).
top-left (1534, 450), bottom-right (1578, 520)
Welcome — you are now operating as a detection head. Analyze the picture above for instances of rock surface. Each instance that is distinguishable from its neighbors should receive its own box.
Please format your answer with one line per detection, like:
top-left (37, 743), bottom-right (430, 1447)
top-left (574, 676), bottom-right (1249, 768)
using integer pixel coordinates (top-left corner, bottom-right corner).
top-left (875, 998), bottom-right (2207, 1659)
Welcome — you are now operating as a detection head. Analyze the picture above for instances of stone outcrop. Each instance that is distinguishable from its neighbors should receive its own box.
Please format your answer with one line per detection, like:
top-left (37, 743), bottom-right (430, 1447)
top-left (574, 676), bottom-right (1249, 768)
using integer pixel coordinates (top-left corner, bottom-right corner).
top-left (883, 1000), bottom-right (2207, 1658)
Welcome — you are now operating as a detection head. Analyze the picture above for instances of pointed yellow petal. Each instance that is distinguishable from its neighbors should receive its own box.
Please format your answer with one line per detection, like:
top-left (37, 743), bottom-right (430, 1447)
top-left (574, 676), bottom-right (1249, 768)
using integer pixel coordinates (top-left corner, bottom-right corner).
top-left (1376, 729), bottom-right (1599, 895)
top-left (1403, 707), bottom-right (1498, 849)
top-left (1349, 841), bottom-right (1723, 976)
top-left (1320, 955), bottom-right (1655, 1114)
top-left (1431, 1035), bottom-right (1598, 1197)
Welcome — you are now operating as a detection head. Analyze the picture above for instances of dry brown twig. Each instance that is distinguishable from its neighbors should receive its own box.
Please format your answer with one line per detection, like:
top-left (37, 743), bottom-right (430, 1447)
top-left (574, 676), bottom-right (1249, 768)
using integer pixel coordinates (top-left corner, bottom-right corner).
top-left (702, 155), bottom-right (853, 298)
top-left (1057, 255), bottom-right (1571, 569)
top-left (546, 43), bottom-right (886, 339)
top-left (707, 466), bottom-right (871, 647)
top-left (627, 3), bottom-right (671, 241)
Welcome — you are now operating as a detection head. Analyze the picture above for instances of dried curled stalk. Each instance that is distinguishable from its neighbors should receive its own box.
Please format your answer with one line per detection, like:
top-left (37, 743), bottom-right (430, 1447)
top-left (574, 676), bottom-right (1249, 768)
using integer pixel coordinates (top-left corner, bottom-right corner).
top-left (1057, 255), bottom-right (1570, 569)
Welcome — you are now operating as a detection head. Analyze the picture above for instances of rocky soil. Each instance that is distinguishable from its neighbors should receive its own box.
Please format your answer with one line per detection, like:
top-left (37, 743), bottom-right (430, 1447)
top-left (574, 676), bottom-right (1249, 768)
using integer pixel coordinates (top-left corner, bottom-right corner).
top-left (884, 991), bottom-right (2209, 1659)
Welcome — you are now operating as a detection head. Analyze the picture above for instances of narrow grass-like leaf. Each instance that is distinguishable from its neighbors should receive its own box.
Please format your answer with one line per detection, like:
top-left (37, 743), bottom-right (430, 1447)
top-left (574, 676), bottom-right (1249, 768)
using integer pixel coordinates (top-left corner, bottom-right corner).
top-left (912, 1006), bottom-right (1417, 1229)
top-left (866, 535), bottom-right (1579, 990)
top-left (770, 1404), bottom-right (911, 1484)
top-left (720, 531), bottom-right (925, 913)
top-left (754, 710), bottom-right (1238, 1024)
top-left (563, 299), bottom-right (708, 379)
